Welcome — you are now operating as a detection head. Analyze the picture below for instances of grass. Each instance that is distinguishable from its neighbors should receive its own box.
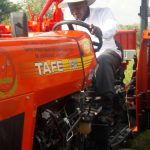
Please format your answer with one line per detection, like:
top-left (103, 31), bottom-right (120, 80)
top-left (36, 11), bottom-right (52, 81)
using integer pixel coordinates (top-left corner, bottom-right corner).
top-left (129, 130), bottom-right (150, 150)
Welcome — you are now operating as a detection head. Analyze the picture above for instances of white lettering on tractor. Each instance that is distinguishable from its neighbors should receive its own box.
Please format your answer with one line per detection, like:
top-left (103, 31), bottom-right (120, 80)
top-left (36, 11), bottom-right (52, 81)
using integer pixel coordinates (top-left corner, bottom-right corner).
top-left (34, 60), bottom-right (63, 76)
top-left (57, 61), bottom-right (63, 72)
top-left (35, 62), bottom-right (43, 75)
top-left (43, 62), bottom-right (51, 74)
top-left (51, 61), bottom-right (57, 72)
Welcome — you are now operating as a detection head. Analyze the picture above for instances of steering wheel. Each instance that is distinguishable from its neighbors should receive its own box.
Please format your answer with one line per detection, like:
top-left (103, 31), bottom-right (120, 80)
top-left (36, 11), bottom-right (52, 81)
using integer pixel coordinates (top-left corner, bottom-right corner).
top-left (52, 20), bottom-right (102, 52)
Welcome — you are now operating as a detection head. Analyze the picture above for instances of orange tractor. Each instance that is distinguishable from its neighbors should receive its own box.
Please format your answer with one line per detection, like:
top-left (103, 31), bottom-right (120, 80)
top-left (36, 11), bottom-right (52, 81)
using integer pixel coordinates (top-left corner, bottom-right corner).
top-left (0, 0), bottom-right (149, 150)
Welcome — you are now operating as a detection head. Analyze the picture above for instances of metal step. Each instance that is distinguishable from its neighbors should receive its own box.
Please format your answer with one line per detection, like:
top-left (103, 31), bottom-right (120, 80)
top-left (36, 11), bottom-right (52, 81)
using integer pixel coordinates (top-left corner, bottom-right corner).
top-left (108, 125), bottom-right (132, 149)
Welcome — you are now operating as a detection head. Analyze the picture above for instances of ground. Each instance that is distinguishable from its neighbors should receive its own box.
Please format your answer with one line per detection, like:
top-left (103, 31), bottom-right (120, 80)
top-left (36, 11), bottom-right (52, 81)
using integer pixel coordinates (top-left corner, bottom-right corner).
top-left (128, 130), bottom-right (150, 150)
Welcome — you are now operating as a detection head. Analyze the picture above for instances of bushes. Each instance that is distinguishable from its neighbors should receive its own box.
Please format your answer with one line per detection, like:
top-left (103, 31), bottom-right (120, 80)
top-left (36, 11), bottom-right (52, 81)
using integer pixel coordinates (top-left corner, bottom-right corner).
top-left (0, 0), bottom-right (21, 24)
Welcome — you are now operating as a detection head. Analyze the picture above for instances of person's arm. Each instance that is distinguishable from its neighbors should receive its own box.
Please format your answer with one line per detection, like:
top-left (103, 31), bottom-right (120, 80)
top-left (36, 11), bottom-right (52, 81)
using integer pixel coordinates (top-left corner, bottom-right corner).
top-left (89, 8), bottom-right (117, 40)
top-left (100, 8), bottom-right (117, 39)
top-left (89, 24), bottom-right (102, 38)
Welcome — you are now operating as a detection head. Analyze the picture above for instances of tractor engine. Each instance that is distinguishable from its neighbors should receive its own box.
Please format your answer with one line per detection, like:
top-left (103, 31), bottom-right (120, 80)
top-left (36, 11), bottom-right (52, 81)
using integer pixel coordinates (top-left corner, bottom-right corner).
top-left (32, 71), bottom-right (127, 150)
top-left (33, 91), bottom-right (102, 150)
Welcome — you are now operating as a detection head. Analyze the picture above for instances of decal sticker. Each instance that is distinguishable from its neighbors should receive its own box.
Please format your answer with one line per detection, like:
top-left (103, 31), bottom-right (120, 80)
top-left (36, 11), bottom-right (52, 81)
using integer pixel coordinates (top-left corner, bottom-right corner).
top-left (80, 38), bottom-right (91, 54)
top-left (34, 56), bottom-right (93, 76)
top-left (0, 52), bottom-right (17, 99)
top-left (34, 60), bottom-right (63, 76)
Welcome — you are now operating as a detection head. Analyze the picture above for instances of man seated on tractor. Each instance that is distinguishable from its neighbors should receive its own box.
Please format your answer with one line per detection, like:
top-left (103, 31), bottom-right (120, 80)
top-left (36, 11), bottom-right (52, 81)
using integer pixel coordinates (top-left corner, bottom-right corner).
top-left (58, 0), bottom-right (122, 125)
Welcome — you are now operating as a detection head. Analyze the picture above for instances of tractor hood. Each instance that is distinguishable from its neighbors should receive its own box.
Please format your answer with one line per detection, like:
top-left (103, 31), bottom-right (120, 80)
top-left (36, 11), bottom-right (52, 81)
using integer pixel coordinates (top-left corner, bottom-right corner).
top-left (0, 30), bottom-right (96, 104)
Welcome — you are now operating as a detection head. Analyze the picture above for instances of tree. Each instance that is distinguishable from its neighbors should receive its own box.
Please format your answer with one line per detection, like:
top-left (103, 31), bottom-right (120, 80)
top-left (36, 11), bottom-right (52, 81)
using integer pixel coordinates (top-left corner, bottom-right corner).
top-left (22, 0), bottom-right (53, 19)
top-left (0, 0), bottom-right (21, 24)
top-left (25, 0), bottom-right (47, 16)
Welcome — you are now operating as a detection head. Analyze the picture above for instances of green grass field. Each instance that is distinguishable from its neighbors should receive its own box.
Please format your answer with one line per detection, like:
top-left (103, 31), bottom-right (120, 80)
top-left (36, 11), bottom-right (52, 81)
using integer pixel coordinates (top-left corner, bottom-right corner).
top-left (129, 130), bottom-right (150, 150)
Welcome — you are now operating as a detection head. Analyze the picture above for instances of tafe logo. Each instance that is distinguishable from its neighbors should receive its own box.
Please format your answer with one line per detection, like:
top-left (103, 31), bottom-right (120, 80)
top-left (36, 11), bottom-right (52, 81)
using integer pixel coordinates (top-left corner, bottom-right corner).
top-left (80, 38), bottom-right (91, 54)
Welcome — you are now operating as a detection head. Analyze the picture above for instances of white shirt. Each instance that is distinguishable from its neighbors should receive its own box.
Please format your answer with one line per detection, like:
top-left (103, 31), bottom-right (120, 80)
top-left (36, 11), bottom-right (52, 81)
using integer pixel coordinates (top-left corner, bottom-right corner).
top-left (63, 7), bottom-right (122, 58)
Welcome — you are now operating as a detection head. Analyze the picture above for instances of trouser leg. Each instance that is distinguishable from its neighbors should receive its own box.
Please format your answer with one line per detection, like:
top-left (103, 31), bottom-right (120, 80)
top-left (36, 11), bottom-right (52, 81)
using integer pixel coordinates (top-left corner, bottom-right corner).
top-left (95, 50), bottom-right (121, 124)
top-left (95, 50), bottom-right (121, 97)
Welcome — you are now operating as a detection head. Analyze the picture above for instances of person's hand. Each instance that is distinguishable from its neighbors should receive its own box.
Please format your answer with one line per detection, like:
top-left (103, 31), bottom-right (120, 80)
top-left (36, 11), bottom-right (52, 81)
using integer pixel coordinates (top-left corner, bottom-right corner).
top-left (89, 24), bottom-right (102, 38)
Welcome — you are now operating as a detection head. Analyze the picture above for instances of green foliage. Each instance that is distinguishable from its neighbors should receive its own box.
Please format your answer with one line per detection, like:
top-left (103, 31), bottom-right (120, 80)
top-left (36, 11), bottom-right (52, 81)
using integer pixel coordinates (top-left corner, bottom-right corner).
top-left (22, 0), bottom-right (53, 19)
top-left (25, 0), bottom-right (46, 16)
top-left (0, 0), bottom-right (21, 24)
top-left (123, 59), bottom-right (134, 85)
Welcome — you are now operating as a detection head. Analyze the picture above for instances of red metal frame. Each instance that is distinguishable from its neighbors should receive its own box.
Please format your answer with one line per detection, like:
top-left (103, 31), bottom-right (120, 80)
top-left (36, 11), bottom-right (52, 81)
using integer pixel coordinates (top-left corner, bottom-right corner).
top-left (0, 24), bottom-right (11, 37)
top-left (28, 0), bottom-right (63, 32)
top-left (115, 30), bottom-right (136, 50)
top-left (0, 0), bottom-right (63, 35)
top-left (136, 30), bottom-right (150, 130)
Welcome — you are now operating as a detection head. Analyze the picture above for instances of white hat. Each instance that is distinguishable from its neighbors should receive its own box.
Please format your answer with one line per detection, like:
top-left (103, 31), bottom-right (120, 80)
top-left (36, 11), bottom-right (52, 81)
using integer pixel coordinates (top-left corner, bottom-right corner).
top-left (58, 0), bottom-right (96, 8)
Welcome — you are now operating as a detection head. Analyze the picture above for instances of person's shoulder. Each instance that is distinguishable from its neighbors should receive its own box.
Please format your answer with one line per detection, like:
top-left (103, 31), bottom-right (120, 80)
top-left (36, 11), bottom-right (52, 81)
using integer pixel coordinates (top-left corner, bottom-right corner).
top-left (90, 7), bottom-right (112, 13)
